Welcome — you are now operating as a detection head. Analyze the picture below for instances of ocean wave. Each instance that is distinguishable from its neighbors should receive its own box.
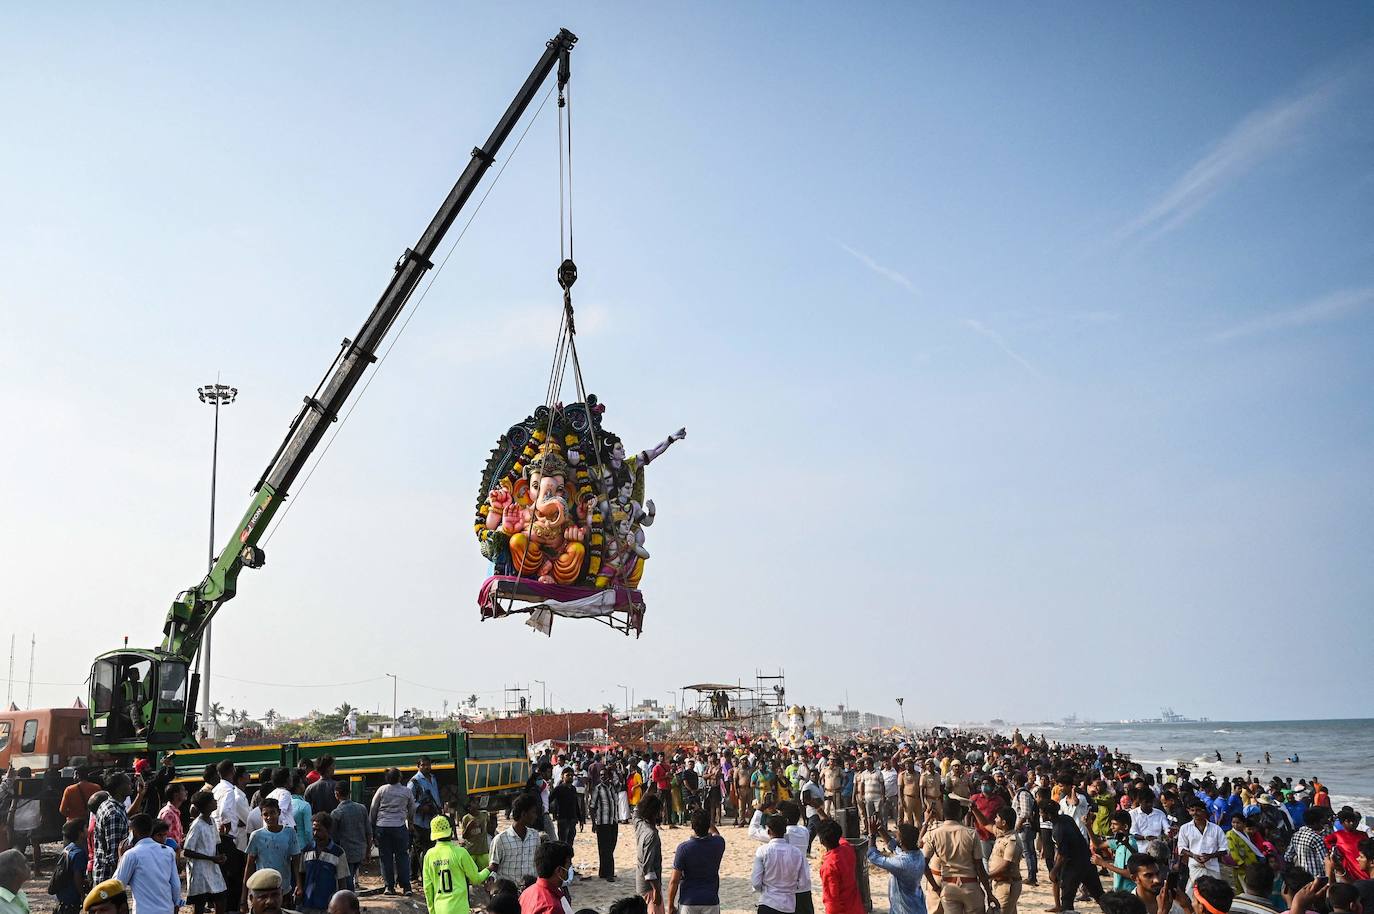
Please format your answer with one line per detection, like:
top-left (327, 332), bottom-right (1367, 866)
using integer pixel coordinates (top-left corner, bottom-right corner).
top-left (1213, 729), bottom-right (1231, 734)
top-left (1329, 793), bottom-right (1374, 814)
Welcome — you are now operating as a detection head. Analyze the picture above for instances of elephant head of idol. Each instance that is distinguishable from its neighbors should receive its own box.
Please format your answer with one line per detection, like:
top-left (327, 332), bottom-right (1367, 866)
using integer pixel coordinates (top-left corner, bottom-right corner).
top-left (527, 447), bottom-right (573, 542)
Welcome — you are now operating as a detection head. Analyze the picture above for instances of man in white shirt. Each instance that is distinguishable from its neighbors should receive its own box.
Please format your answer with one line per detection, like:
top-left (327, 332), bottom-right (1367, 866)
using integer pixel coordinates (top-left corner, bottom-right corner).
top-left (1059, 785), bottom-right (1091, 840)
top-left (267, 769), bottom-right (297, 834)
top-left (748, 797), bottom-right (780, 842)
top-left (749, 801), bottom-right (809, 855)
top-left (751, 815), bottom-right (811, 914)
top-left (1177, 799), bottom-right (1227, 884)
top-left (880, 760), bottom-right (900, 830)
top-left (1126, 791), bottom-right (1170, 846)
top-left (212, 760), bottom-right (249, 850)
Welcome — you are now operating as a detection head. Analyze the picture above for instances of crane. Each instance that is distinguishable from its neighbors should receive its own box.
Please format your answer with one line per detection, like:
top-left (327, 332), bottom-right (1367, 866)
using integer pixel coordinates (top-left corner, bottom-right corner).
top-left (88, 28), bottom-right (578, 760)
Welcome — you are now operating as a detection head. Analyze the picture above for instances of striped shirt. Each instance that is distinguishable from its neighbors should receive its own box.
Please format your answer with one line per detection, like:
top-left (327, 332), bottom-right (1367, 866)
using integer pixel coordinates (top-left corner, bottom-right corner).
top-left (1012, 789), bottom-right (1037, 830)
top-left (300, 840), bottom-right (350, 910)
top-left (589, 782), bottom-right (619, 827)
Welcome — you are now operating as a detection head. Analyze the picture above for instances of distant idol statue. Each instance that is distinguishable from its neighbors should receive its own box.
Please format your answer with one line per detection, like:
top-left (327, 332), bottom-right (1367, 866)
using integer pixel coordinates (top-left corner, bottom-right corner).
top-left (474, 394), bottom-right (684, 636)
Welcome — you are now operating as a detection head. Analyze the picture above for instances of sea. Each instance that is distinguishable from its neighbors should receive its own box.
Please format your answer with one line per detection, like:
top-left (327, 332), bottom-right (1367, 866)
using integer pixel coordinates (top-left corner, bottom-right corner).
top-left (1005, 718), bottom-right (1374, 815)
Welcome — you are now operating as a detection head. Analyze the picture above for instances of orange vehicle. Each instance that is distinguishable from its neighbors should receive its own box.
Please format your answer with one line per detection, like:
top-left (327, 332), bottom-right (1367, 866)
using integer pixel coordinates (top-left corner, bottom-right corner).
top-left (0, 707), bottom-right (93, 772)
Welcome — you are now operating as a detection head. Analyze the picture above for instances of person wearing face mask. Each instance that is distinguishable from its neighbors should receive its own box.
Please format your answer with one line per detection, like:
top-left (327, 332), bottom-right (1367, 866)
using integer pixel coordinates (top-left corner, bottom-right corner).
top-left (518, 842), bottom-right (573, 914)
top-left (969, 780), bottom-right (1006, 865)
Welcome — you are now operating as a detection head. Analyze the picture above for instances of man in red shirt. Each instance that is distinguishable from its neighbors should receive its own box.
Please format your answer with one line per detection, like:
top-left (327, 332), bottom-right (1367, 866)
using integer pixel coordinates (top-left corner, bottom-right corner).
top-left (651, 756), bottom-right (672, 794)
top-left (816, 819), bottom-right (864, 914)
top-left (968, 777), bottom-right (1006, 863)
top-left (649, 756), bottom-right (674, 828)
top-left (519, 841), bottom-right (573, 914)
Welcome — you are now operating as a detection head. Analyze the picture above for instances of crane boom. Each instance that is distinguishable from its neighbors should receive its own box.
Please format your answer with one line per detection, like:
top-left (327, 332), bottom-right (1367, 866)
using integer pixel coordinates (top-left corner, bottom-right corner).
top-left (89, 28), bottom-right (577, 758)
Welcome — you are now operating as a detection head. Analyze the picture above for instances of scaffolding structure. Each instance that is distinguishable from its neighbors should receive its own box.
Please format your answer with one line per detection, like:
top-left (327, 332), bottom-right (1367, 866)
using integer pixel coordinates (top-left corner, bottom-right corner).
top-left (678, 668), bottom-right (787, 738)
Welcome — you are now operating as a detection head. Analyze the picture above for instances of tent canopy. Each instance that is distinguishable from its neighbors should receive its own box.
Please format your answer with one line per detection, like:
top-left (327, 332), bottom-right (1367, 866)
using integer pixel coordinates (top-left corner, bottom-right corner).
top-left (682, 683), bottom-right (748, 692)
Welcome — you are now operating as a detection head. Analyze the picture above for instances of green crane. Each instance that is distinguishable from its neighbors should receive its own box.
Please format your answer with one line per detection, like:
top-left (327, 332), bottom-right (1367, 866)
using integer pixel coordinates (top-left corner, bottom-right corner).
top-left (88, 28), bottom-right (578, 760)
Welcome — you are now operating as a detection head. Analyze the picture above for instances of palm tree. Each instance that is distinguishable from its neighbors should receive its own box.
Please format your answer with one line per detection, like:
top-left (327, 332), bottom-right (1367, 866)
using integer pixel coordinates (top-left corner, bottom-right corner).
top-left (335, 702), bottom-right (354, 718)
top-left (263, 709), bottom-right (278, 728)
top-left (601, 703), bottom-right (616, 714)
top-left (208, 702), bottom-right (223, 727)
top-left (237, 709), bottom-right (250, 726)
top-left (466, 694), bottom-right (479, 708)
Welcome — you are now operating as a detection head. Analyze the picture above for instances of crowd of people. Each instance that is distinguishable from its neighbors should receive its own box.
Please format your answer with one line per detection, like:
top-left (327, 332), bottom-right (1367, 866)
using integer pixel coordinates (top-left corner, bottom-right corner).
top-left (506, 728), bottom-right (1372, 914)
top-left (0, 728), bottom-right (1370, 914)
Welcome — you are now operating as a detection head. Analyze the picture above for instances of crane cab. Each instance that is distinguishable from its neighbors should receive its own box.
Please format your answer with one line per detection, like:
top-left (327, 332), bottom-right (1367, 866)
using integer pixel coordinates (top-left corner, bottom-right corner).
top-left (89, 650), bottom-right (199, 757)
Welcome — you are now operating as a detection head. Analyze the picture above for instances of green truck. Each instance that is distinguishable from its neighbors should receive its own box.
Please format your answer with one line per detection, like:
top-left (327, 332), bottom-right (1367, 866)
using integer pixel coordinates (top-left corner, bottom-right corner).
top-left (161, 731), bottom-right (530, 808)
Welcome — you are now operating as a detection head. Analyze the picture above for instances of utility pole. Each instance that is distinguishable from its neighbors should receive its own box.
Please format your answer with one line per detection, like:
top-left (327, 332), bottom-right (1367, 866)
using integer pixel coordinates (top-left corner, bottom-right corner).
top-left (385, 673), bottom-right (398, 734)
top-left (896, 696), bottom-right (905, 729)
top-left (616, 683), bottom-right (628, 716)
top-left (6, 634), bottom-right (13, 707)
top-left (534, 679), bottom-right (546, 712)
top-left (26, 635), bottom-right (35, 709)
top-left (196, 380), bottom-right (237, 737)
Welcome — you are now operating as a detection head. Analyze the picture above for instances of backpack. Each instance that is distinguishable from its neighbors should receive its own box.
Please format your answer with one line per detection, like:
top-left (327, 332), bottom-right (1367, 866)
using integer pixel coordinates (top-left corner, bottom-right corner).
top-left (46, 846), bottom-right (75, 896)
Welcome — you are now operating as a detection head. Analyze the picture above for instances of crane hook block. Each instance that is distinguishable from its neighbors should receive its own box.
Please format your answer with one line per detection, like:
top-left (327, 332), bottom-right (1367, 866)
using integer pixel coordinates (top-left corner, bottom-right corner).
top-left (557, 258), bottom-right (578, 291)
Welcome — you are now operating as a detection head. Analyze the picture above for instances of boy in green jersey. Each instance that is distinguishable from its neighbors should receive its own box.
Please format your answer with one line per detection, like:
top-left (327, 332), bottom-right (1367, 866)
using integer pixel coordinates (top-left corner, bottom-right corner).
top-left (422, 816), bottom-right (491, 914)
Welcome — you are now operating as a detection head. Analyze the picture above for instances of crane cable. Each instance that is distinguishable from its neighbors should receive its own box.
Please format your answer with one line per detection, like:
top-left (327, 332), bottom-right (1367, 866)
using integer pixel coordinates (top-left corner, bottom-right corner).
top-left (262, 83), bottom-right (559, 546)
top-left (505, 78), bottom-right (600, 618)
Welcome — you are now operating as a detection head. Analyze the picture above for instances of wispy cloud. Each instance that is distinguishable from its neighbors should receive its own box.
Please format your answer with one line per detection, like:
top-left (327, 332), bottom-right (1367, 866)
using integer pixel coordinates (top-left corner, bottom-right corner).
top-left (1211, 286), bottom-right (1374, 342)
top-left (839, 242), bottom-right (916, 294)
top-left (963, 318), bottom-right (1041, 376)
top-left (1114, 76), bottom-right (1342, 246)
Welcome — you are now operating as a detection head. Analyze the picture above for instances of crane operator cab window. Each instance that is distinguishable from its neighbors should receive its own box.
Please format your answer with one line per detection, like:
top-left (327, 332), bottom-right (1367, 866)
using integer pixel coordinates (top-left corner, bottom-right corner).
top-left (91, 656), bottom-right (154, 741)
top-left (157, 661), bottom-right (189, 713)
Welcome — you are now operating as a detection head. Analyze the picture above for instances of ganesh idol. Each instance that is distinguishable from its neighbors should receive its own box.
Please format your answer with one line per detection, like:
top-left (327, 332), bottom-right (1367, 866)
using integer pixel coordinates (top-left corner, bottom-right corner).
top-left (485, 444), bottom-right (590, 584)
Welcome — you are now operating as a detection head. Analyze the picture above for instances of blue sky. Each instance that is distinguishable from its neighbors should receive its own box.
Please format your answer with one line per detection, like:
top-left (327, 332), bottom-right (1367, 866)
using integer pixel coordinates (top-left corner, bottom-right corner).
top-left (2, 4), bottom-right (1371, 724)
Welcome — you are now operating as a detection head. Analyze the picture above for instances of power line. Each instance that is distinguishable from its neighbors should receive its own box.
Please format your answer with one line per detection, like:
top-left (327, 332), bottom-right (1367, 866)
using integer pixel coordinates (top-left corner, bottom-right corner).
top-left (211, 674), bottom-right (387, 689)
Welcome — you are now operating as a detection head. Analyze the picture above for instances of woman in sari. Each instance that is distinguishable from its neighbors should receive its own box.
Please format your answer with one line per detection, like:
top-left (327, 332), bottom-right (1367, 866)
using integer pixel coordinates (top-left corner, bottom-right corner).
top-left (1226, 813), bottom-right (1263, 893)
top-left (627, 764), bottom-right (645, 809)
top-left (669, 768), bottom-right (685, 826)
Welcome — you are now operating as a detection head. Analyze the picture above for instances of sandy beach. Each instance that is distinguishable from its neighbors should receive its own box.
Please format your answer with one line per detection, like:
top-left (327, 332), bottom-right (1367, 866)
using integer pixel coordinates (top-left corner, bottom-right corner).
top-left (559, 821), bottom-right (1057, 914)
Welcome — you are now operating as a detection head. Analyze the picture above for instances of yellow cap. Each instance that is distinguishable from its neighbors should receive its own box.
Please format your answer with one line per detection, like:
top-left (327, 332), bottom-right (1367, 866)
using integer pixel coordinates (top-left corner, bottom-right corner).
top-left (83, 880), bottom-right (127, 911)
top-left (430, 814), bottom-right (453, 841)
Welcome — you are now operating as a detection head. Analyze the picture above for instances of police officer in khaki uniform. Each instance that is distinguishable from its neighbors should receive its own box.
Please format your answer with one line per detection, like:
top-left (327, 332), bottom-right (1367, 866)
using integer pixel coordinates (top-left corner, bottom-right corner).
top-left (899, 760), bottom-right (924, 827)
top-left (921, 761), bottom-right (945, 830)
top-left (944, 761), bottom-right (972, 803)
top-left (921, 797), bottom-right (997, 914)
top-left (245, 866), bottom-right (299, 914)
